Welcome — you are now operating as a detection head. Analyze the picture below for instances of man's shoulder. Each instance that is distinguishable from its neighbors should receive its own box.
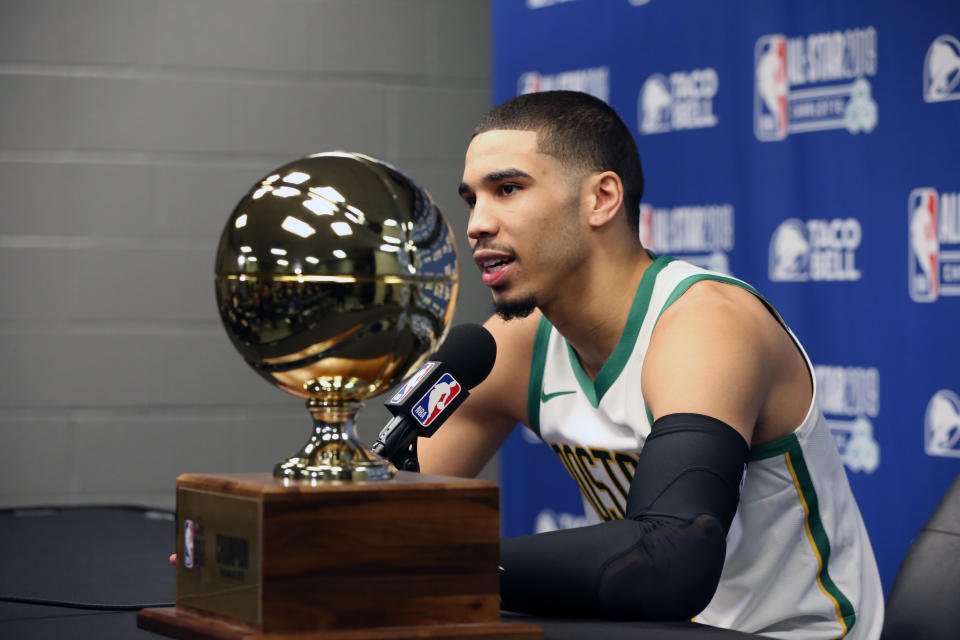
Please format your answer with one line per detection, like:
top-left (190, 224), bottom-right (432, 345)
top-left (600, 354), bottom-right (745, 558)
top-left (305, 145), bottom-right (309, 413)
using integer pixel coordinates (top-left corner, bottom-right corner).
top-left (657, 275), bottom-right (774, 336)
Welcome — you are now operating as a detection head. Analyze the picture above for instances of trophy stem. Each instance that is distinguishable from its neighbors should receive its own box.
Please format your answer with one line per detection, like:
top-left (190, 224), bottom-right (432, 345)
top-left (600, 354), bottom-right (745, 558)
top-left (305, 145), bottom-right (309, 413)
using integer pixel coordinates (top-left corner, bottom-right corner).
top-left (273, 399), bottom-right (396, 481)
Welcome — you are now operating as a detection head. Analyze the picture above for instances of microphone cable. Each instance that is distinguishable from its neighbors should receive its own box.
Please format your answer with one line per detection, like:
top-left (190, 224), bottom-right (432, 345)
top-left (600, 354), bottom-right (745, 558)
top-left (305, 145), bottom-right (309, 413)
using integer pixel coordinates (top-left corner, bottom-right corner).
top-left (0, 595), bottom-right (173, 611)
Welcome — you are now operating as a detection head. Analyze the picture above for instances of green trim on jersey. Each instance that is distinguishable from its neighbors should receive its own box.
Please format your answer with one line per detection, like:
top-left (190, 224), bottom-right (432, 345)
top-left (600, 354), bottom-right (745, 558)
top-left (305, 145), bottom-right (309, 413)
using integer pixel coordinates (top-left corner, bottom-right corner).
top-left (655, 274), bottom-right (762, 324)
top-left (564, 255), bottom-right (675, 408)
top-left (750, 432), bottom-right (798, 460)
top-left (526, 315), bottom-right (554, 438)
top-left (752, 433), bottom-right (857, 636)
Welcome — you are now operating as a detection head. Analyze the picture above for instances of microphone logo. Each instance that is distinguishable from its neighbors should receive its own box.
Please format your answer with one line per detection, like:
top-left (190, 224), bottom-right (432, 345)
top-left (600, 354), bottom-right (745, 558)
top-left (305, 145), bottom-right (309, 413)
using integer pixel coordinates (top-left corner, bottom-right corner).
top-left (389, 361), bottom-right (437, 404)
top-left (412, 373), bottom-right (462, 427)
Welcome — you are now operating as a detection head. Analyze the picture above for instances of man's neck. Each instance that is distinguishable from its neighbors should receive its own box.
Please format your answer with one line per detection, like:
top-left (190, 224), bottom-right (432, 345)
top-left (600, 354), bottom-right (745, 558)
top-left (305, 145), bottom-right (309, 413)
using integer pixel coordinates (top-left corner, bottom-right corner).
top-left (541, 246), bottom-right (654, 381)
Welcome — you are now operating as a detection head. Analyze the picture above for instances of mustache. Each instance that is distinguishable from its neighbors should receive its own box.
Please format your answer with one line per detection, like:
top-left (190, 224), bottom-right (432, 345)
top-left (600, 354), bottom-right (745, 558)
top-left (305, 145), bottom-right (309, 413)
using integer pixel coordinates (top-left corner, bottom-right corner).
top-left (471, 240), bottom-right (515, 258)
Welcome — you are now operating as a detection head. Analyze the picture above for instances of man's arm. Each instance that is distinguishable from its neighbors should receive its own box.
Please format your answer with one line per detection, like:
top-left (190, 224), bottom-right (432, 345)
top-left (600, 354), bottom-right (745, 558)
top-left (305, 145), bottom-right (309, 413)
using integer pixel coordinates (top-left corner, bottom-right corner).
top-left (499, 282), bottom-right (791, 619)
top-left (417, 312), bottom-right (540, 477)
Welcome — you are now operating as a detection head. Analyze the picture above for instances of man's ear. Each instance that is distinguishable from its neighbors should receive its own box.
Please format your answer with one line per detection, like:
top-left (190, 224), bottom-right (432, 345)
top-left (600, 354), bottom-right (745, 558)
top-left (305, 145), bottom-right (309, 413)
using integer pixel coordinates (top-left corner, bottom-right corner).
top-left (586, 171), bottom-right (624, 228)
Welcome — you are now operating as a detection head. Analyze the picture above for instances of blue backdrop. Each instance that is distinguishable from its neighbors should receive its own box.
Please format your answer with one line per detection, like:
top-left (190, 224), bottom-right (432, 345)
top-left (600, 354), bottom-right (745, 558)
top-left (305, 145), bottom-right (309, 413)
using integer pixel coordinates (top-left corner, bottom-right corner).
top-left (493, 0), bottom-right (960, 593)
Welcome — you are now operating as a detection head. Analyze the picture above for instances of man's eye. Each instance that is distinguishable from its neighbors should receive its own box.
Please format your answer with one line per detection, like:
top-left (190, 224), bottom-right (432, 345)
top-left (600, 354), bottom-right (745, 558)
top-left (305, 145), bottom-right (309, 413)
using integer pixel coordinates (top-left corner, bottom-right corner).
top-left (500, 184), bottom-right (520, 196)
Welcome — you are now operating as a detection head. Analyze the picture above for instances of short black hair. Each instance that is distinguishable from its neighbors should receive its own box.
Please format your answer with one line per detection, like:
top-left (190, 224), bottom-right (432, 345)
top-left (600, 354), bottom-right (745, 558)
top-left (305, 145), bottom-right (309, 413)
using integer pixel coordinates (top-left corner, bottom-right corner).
top-left (473, 90), bottom-right (644, 231)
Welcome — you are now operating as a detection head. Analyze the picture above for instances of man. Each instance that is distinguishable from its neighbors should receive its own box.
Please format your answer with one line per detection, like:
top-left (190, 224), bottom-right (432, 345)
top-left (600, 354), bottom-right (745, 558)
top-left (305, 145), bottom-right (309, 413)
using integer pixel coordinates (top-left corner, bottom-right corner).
top-left (417, 91), bottom-right (883, 639)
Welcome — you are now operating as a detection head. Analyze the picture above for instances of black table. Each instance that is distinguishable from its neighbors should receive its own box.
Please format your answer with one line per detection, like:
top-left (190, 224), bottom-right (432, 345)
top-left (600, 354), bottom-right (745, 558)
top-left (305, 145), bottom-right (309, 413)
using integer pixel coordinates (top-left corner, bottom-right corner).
top-left (0, 506), bottom-right (759, 639)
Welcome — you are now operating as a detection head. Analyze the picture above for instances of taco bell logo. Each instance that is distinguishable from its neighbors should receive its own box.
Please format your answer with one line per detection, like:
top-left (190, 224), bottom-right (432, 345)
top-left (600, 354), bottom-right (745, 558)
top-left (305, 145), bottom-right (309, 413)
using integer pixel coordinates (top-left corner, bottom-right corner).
top-left (925, 390), bottom-right (960, 458)
top-left (638, 68), bottom-right (718, 134)
top-left (755, 27), bottom-right (878, 141)
top-left (769, 218), bottom-right (861, 282)
top-left (924, 35), bottom-right (960, 102)
top-left (909, 187), bottom-right (960, 302)
top-left (518, 67), bottom-right (609, 102)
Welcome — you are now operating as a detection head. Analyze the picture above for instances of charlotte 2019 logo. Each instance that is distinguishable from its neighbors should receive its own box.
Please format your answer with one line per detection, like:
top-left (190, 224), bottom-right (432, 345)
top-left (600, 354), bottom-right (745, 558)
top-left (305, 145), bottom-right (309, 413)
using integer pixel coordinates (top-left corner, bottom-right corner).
top-left (909, 188), bottom-right (960, 302)
top-left (924, 34), bottom-right (960, 103)
top-left (639, 202), bottom-right (734, 273)
top-left (816, 365), bottom-right (881, 473)
top-left (769, 218), bottom-right (862, 282)
top-left (755, 27), bottom-right (878, 141)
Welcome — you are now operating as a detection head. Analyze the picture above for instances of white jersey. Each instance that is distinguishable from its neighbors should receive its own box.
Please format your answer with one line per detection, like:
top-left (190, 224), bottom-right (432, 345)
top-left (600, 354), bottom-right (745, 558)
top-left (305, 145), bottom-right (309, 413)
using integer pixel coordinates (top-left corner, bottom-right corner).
top-left (527, 256), bottom-right (883, 639)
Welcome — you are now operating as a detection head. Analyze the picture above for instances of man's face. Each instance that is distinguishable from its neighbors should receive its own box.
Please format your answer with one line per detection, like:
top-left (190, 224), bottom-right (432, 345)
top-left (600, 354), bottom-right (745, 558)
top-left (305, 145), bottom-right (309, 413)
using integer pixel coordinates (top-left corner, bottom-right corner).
top-left (459, 129), bottom-right (587, 318)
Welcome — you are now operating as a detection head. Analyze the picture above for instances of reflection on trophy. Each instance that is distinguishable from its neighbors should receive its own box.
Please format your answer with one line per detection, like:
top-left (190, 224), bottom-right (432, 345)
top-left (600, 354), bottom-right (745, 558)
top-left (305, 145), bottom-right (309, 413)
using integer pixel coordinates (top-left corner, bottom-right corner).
top-left (139, 153), bottom-right (540, 640)
top-left (214, 151), bottom-right (458, 481)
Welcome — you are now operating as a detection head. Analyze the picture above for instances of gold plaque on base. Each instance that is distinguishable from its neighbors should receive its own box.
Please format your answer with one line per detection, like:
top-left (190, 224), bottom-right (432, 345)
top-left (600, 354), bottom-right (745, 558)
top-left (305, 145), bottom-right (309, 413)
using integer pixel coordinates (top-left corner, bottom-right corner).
top-left (137, 472), bottom-right (541, 640)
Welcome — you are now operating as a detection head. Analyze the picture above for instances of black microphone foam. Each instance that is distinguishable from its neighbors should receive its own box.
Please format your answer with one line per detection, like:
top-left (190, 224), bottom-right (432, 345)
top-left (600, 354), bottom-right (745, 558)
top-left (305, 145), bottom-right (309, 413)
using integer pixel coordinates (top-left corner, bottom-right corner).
top-left (433, 323), bottom-right (497, 390)
top-left (372, 323), bottom-right (498, 469)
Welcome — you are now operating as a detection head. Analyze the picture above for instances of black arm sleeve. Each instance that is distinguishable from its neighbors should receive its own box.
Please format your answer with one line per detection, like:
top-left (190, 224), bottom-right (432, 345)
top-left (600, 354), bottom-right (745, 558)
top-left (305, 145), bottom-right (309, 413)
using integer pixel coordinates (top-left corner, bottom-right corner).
top-left (499, 413), bottom-right (750, 620)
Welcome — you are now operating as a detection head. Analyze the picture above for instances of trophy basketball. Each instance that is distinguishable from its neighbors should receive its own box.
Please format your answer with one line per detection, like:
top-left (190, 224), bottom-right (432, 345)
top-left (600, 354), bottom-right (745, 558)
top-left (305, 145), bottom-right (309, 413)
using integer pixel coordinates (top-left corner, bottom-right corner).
top-left (214, 151), bottom-right (459, 481)
top-left (137, 153), bottom-right (540, 639)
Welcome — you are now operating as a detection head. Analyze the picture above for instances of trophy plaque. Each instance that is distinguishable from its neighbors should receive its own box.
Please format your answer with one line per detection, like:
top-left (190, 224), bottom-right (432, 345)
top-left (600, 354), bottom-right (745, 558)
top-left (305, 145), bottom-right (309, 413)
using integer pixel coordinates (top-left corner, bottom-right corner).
top-left (137, 153), bottom-right (540, 639)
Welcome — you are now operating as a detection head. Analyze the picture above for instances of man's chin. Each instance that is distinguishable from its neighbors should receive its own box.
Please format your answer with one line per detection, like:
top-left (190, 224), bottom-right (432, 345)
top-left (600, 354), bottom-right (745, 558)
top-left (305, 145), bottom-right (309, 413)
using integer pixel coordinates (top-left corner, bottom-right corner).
top-left (493, 294), bottom-right (538, 321)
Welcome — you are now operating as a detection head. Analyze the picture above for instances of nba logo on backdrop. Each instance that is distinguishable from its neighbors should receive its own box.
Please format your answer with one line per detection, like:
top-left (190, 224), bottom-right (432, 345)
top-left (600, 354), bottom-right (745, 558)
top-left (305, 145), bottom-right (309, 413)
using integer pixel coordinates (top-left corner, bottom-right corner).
top-left (755, 27), bottom-right (878, 140)
top-left (908, 187), bottom-right (960, 302)
top-left (925, 390), bottom-right (960, 458)
top-left (924, 35), bottom-right (960, 102)
top-left (754, 35), bottom-right (789, 139)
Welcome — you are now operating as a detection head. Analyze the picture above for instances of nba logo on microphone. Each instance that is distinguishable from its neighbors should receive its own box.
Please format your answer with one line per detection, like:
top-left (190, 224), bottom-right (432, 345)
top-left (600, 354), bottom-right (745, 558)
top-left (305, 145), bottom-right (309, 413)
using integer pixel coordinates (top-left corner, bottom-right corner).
top-left (412, 373), bottom-right (461, 427)
top-left (925, 390), bottom-right (960, 459)
top-left (184, 520), bottom-right (195, 568)
top-left (389, 361), bottom-right (436, 404)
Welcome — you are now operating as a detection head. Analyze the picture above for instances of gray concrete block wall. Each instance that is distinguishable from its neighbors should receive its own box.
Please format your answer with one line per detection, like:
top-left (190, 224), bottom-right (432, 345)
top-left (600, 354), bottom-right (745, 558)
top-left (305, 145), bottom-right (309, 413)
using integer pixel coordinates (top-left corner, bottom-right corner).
top-left (0, 0), bottom-right (493, 508)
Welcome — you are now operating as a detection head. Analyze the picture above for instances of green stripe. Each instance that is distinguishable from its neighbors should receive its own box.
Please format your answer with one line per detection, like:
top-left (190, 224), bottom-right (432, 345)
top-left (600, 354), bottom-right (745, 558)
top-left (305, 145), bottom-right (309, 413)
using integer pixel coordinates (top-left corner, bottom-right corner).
top-left (526, 315), bottom-right (553, 439)
top-left (654, 274), bottom-right (794, 345)
top-left (750, 432), bottom-right (797, 460)
top-left (765, 434), bottom-right (857, 636)
top-left (565, 255), bottom-right (674, 408)
top-left (656, 274), bottom-right (761, 323)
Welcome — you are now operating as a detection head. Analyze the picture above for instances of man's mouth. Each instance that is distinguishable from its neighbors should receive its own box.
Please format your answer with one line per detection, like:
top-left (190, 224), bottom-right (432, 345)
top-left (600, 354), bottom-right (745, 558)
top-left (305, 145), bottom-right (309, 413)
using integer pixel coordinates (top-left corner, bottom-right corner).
top-left (480, 256), bottom-right (513, 274)
top-left (473, 251), bottom-right (515, 287)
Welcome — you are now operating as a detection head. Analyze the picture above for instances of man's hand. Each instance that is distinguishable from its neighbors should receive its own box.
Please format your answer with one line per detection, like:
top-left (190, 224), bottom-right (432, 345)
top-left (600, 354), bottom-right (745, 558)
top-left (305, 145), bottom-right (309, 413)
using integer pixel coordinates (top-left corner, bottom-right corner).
top-left (169, 553), bottom-right (177, 565)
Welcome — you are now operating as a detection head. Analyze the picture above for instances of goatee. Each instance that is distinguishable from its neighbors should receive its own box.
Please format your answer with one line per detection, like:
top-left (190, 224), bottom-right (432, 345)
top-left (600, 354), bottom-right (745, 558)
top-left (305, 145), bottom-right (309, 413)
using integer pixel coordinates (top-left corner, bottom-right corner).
top-left (494, 294), bottom-right (538, 321)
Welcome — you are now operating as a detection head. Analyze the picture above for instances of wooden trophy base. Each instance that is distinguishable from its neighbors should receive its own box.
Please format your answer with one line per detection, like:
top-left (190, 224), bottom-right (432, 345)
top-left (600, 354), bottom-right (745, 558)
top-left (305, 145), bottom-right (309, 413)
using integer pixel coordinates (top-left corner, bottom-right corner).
top-left (137, 471), bottom-right (540, 640)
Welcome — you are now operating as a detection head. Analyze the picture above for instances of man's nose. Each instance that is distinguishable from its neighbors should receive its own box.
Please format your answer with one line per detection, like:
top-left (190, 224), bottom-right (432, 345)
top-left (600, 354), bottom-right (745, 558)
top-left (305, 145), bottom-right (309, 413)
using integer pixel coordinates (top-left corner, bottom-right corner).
top-left (467, 198), bottom-right (498, 241)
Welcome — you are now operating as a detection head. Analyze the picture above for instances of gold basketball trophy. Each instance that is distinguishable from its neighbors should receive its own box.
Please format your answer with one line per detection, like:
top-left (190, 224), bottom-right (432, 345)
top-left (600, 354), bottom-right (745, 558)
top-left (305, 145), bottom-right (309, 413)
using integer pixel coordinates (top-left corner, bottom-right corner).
top-left (138, 153), bottom-right (540, 639)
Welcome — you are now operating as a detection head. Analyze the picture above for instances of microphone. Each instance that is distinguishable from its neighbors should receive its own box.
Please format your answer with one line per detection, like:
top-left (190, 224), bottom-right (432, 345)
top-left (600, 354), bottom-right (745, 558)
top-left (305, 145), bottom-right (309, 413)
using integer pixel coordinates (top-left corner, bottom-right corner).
top-left (372, 323), bottom-right (497, 471)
